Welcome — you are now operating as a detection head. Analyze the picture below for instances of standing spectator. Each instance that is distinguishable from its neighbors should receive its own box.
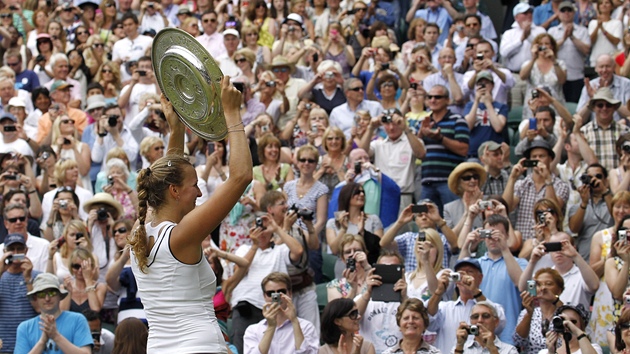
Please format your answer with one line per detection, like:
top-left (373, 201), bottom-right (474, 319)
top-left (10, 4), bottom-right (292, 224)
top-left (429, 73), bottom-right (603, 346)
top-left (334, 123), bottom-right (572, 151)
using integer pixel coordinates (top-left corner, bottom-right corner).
top-left (111, 14), bottom-right (153, 82)
top-left (423, 48), bottom-right (465, 115)
top-left (577, 54), bottom-right (630, 122)
top-left (533, 0), bottom-right (562, 29)
top-left (406, 0), bottom-right (452, 44)
top-left (548, 2), bottom-right (591, 103)
top-left (515, 106), bottom-right (558, 159)
top-left (329, 78), bottom-right (383, 139)
top-left (117, 56), bottom-right (160, 124)
top-left (5, 49), bottom-right (39, 93)
top-left (588, 0), bottom-right (622, 66)
top-left (454, 15), bottom-right (499, 72)
top-left (462, 40), bottom-right (515, 106)
top-left (90, 105), bottom-right (139, 171)
top-left (196, 11), bottom-right (227, 59)
top-left (479, 141), bottom-right (510, 196)
top-left (2, 204), bottom-right (50, 272)
top-left (139, 1), bottom-right (170, 34)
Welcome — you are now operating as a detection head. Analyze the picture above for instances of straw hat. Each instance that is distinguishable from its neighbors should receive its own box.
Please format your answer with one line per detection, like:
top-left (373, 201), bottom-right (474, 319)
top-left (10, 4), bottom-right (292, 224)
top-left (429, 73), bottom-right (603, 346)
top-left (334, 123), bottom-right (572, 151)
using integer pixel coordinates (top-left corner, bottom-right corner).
top-left (82, 193), bottom-right (123, 220)
top-left (447, 162), bottom-right (487, 196)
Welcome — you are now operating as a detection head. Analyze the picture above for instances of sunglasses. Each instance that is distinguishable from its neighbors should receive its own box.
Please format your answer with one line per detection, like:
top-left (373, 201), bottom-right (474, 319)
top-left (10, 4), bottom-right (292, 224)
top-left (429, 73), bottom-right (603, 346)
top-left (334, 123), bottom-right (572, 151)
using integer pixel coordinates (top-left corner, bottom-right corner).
top-left (93, 43), bottom-right (104, 48)
top-left (105, 2), bottom-right (115, 7)
top-left (427, 95), bottom-right (447, 100)
top-left (272, 67), bottom-right (290, 73)
top-left (0, 14), bottom-right (11, 18)
top-left (256, 3), bottom-right (267, 8)
top-left (7, 216), bottom-right (26, 223)
top-left (77, 31), bottom-right (88, 35)
top-left (560, 7), bottom-right (573, 12)
top-left (326, 136), bottom-right (342, 141)
top-left (113, 227), bottom-right (128, 234)
top-left (470, 312), bottom-right (493, 320)
top-left (595, 102), bottom-right (614, 109)
top-left (537, 208), bottom-right (555, 215)
top-left (461, 174), bottom-right (480, 181)
top-left (154, 146), bottom-right (165, 151)
top-left (381, 82), bottom-right (395, 87)
top-left (203, 18), bottom-right (217, 23)
top-left (234, 58), bottom-right (247, 64)
top-left (343, 309), bottom-right (360, 320)
top-left (35, 290), bottom-right (60, 298)
top-left (353, 189), bottom-right (365, 196)
top-left (590, 173), bottom-right (604, 180)
top-left (71, 263), bottom-right (82, 270)
top-left (349, 87), bottom-right (364, 91)
top-left (298, 158), bottom-right (317, 164)
top-left (264, 288), bottom-right (287, 297)
top-left (62, 8), bottom-right (74, 12)
top-left (101, 69), bottom-right (112, 73)
top-left (620, 322), bottom-right (630, 329)
top-left (6, 62), bottom-right (19, 67)
top-left (61, 119), bottom-right (75, 124)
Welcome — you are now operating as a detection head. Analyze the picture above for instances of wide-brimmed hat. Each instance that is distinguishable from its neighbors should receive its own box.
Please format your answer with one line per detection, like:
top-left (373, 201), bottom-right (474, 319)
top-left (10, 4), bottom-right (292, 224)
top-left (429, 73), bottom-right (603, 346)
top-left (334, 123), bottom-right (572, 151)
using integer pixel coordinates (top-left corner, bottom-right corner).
top-left (82, 193), bottom-right (123, 219)
top-left (447, 162), bottom-right (487, 196)
top-left (524, 140), bottom-right (556, 159)
top-left (588, 87), bottom-right (621, 109)
top-left (85, 94), bottom-right (106, 111)
top-left (27, 273), bottom-right (68, 299)
top-left (266, 56), bottom-right (295, 74)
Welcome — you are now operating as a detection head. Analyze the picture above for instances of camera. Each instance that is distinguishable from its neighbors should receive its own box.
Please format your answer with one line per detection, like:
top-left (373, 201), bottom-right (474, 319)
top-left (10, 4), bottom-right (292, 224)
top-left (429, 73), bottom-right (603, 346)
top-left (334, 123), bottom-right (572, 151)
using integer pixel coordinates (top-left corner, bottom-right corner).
top-left (623, 141), bottom-right (630, 153)
top-left (479, 83), bottom-right (486, 89)
top-left (305, 103), bottom-right (312, 110)
top-left (619, 229), bottom-right (627, 244)
top-left (147, 2), bottom-right (154, 7)
top-left (36, 54), bottom-right (45, 63)
top-left (137, 70), bottom-right (147, 76)
top-left (539, 45), bottom-right (547, 52)
top-left (467, 325), bottom-right (479, 336)
top-left (59, 200), bottom-right (68, 209)
top-left (8, 5), bottom-right (17, 11)
top-left (479, 229), bottom-right (492, 239)
top-left (261, 125), bottom-right (269, 132)
top-left (91, 331), bottom-right (101, 343)
top-left (63, 138), bottom-right (71, 145)
top-left (75, 232), bottom-right (84, 240)
top-left (417, 231), bottom-right (426, 242)
top-left (289, 205), bottom-right (314, 221)
top-left (552, 315), bottom-right (565, 333)
top-left (324, 71), bottom-right (335, 79)
top-left (271, 292), bottom-right (282, 304)
top-left (354, 161), bottom-right (361, 175)
top-left (232, 82), bottom-right (245, 93)
top-left (5, 253), bottom-right (25, 264)
top-left (97, 207), bottom-right (109, 221)
top-left (527, 280), bottom-right (537, 296)
top-left (479, 201), bottom-right (492, 210)
top-left (346, 258), bottom-right (356, 272)
top-left (381, 63), bottom-right (390, 70)
top-left (347, 8), bottom-right (357, 15)
top-left (265, 81), bottom-right (276, 87)
top-left (255, 217), bottom-right (264, 229)
top-left (381, 115), bottom-right (393, 123)
top-left (41, 152), bottom-right (49, 160)
top-left (537, 211), bottom-right (546, 225)
top-left (456, 25), bottom-right (464, 31)
top-left (580, 174), bottom-right (593, 187)
top-left (108, 115), bottom-right (118, 127)
top-left (108, 175), bottom-right (114, 186)
top-left (476, 53), bottom-right (484, 60)
top-left (288, 26), bottom-right (295, 32)
top-left (410, 82), bottom-right (418, 90)
top-left (3, 125), bottom-right (16, 132)
top-left (625, 295), bottom-right (630, 305)
top-left (311, 124), bottom-right (318, 133)
top-left (4, 174), bottom-right (17, 180)
top-left (522, 159), bottom-right (538, 168)
top-left (449, 272), bottom-right (461, 282)
top-left (531, 89), bottom-right (539, 99)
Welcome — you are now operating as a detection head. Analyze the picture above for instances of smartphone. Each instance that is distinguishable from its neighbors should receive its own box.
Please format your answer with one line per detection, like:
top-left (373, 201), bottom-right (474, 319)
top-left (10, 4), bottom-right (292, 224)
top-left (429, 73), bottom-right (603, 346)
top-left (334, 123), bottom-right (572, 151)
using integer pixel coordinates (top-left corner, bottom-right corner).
top-left (527, 280), bottom-right (537, 296)
top-left (532, 89), bottom-right (539, 99)
top-left (233, 82), bottom-right (245, 93)
top-left (417, 231), bottom-right (426, 242)
top-left (3, 125), bottom-right (16, 132)
top-left (619, 230), bottom-right (628, 244)
top-left (544, 242), bottom-right (563, 252)
top-left (381, 63), bottom-right (390, 70)
top-left (411, 204), bottom-right (428, 214)
top-left (57, 237), bottom-right (66, 247)
top-left (312, 52), bottom-right (319, 62)
top-left (529, 118), bottom-right (537, 130)
top-left (354, 161), bottom-right (361, 175)
top-left (207, 142), bottom-right (215, 155)
top-left (63, 138), bottom-right (71, 145)
top-left (522, 160), bottom-right (538, 168)
top-left (108, 175), bottom-right (114, 186)
top-left (137, 70), bottom-right (147, 76)
top-left (410, 82), bottom-right (418, 90)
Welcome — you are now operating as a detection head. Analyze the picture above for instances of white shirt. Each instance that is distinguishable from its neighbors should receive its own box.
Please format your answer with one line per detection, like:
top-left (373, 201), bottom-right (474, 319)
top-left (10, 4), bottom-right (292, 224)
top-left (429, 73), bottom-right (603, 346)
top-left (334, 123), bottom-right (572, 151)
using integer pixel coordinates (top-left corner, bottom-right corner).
top-left (243, 317), bottom-right (319, 354)
top-left (1, 233), bottom-right (50, 273)
top-left (357, 300), bottom-right (401, 354)
top-left (588, 18), bottom-right (622, 66)
top-left (557, 264), bottom-right (594, 309)
top-left (140, 12), bottom-right (171, 34)
top-left (196, 32), bottom-right (227, 59)
top-left (90, 125), bottom-right (139, 170)
top-left (329, 100), bottom-right (384, 139)
top-left (111, 35), bottom-right (153, 81)
top-left (499, 22), bottom-right (547, 72)
top-left (370, 133), bottom-right (419, 193)
top-left (119, 82), bottom-right (158, 125)
top-left (0, 139), bottom-right (34, 159)
top-left (461, 68), bottom-right (515, 105)
top-left (40, 186), bottom-right (93, 229)
top-left (548, 23), bottom-right (591, 81)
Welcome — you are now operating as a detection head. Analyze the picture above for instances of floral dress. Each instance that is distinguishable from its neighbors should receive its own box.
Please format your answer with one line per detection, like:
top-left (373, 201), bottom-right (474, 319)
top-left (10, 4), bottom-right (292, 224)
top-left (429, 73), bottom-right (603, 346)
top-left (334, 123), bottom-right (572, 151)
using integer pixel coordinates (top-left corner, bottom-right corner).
top-left (513, 307), bottom-right (546, 354)
top-left (219, 182), bottom-right (257, 256)
top-left (110, 189), bottom-right (136, 219)
top-left (588, 229), bottom-right (615, 347)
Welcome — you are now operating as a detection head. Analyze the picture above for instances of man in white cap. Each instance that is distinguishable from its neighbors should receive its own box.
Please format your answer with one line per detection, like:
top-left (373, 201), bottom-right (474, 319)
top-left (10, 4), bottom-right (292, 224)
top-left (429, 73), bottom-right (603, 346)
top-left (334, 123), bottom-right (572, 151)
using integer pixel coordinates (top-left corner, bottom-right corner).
top-left (499, 3), bottom-right (546, 107)
top-left (215, 29), bottom-right (243, 78)
top-left (273, 13), bottom-right (305, 58)
top-left (15, 273), bottom-right (93, 354)
top-left (197, 10), bottom-right (227, 59)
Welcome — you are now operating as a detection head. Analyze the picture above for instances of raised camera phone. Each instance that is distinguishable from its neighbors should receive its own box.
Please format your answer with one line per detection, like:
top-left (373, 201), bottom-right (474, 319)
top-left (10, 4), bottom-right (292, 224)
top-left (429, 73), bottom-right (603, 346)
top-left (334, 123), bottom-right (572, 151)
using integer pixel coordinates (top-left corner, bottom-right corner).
top-left (410, 82), bottom-right (418, 90)
top-left (411, 204), bottom-right (428, 214)
top-left (5, 253), bottom-right (25, 264)
top-left (311, 124), bottom-right (318, 133)
top-left (479, 201), bottom-right (492, 210)
top-left (59, 200), bottom-right (68, 209)
top-left (544, 242), bottom-right (563, 252)
top-left (381, 115), bottom-right (392, 123)
top-left (619, 229), bottom-right (628, 244)
top-left (381, 63), bottom-right (390, 70)
top-left (233, 82), bottom-right (245, 93)
top-left (417, 231), bottom-right (426, 242)
top-left (4, 174), bottom-right (17, 180)
top-left (347, 8), bottom-right (357, 15)
top-left (3, 125), bottom-right (16, 132)
top-left (479, 229), bottom-right (492, 239)
top-left (468, 325), bottom-right (479, 336)
top-left (527, 280), bottom-right (537, 296)
top-left (305, 103), bottom-right (312, 110)
top-left (529, 117), bottom-right (537, 130)
top-left (523, 160), bottom-right (538, 168)
top-left (449, 272), bottom-right (461, 282)
top-left (531, 89), bottom-right (539, 99)
top-left (625, 295), bottom-right (630, 305)
top-left (108, 175), bottom-right (114, 186)
top-left (476, 53), bottom-right (484, 60)
top-left (75, 232), bottom-right (84, 240)
top-left (325, 71), bottom-right (335, 79)
top-left (255, 217), bottom-right (264, 229)
top-left (354, 161), bottom-right (361, 175)
top-left (91, 332), bottom-right (101, 343)
top-left (207, 143), bottom-right (215, 155)
top-left (623, 141), bottom-right (630, 153)
top-left (57, 237), bottom-right (66, 247)
top-left (539, 45), bottom-right (547, 52)
top-left (346, 258), bottom-right (356, 272)
top-left (137, 70), bottom-right (147, 76)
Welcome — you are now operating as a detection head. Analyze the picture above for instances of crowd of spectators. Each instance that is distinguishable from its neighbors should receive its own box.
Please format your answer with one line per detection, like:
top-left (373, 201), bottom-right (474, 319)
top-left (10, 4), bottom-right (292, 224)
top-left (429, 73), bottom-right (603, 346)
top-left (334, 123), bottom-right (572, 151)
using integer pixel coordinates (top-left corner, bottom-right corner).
top-left (4, 0), bottom-right (630, 353)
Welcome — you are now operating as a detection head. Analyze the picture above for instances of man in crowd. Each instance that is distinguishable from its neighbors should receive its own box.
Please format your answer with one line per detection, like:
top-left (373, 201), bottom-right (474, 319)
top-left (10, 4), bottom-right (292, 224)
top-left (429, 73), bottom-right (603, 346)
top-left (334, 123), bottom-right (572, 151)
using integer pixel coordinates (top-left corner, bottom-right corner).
top-left (90, 104), bottom-right (139, 170)
top-left (82, 310), bottom-right (114, 354)
top-left (533, 0), bottom-right (562, 29)
top-left (479, 141), bottom-right (510, 196)
top-left (118, 56), bottom-right (160, 123)
top-left (36, 80), bottom-right (88, 144)
top-left (216, 29), bottom-right (243, 78)
top-left (268, 56), bottom-right (307, 130)
top-left (462, 40), bottom-right (514, 106)
top-left (330, 78), bottom-right (383, 139)
top-left (4, 49), bottom-right (39, 93)
top-left (243, 272), bottom-right (319, 354)
top-left (515, 106), bottom-right (558, 158)
top-left (423, 48), bottom-right (465, 115)
top-left (459, 214), bottom-right (528, 345)
top-left (139, 0), bottom-right (170, 34)
top-left (14, 273), bottom-right (93, 354)
top-left (0, 233), bottom-right (38, 354)
top-left (1, 204), bottom-right (49, 272)
top-left (577, 55), bottom-right (630, 122)
top-left (407, 0), bottom-right (452, 43)
top-left (196, 10), bottom-right (227, 59)
top-left (111, 14), bottom-right (153, 82)
top-left (0, 113), bottom-right (34, 159)
top-left (453, 302), bottom-right (518, 354)
top-left (503, 141), bottom-right (570, 241)
top-left (0, 76), bottom-right (32, 117)
top-left (455, 15), bottom-right (498, 71)
top-left (42, 54), bottom-right (82, 109)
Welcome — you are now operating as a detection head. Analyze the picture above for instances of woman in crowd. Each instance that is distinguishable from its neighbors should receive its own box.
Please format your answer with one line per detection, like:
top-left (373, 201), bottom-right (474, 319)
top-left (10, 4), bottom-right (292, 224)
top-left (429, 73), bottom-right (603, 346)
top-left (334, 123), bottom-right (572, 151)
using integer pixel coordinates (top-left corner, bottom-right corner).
top-left (46, 220), bottom-right (92, 282)
top-left (67, 49), bottom-right (91, 96)
top-left (348, 110), bottom-right (376, 150)
top-left (29, 33), bottom-right (53, 81)
top-left (25, 9), bottom-right (47, 55)
top-left (97, 0), bottom-right (118, 43)
top-left (401, 19), bottom-right (427, 68)
top-left (26, 87), bottom-right (50, 137)
top-left (196, 140), bottom-right (229, 203)
top-left (406, 228), bottom-right (449, 301)
top-left (285, 144), bottom-right (328, 234)
top-left (102, 158), bottom-right (138, 219)
top-left (520, 33), bottom-right (567, 120)
top-left (291, 0), bottom-right (315, 41)
top-left (139, 136), bottom-right (165, 169)
top-left (105, 218), bottom-right (146, 324)
top-left (241, 24), bottom-right (271, 66)
top-left (181, 17), bottom-right (200, 37)
top-left (233, 48), bottom-right (257, 85)
top-left (320, 298), bottom-right (375, 354)
top-left (542, 304), bottom-right (601, 354)
top-left (72, 25), bottom-right (90, 51)
top-left (589, 0), bottom-right (622, 66)
top-left (322, 22), bottom-right (355, 78)
top-left (515, 268), bottom-right (566, 354)
top-left (83, 35), bottom-right (107, 77)
top-left (129, 80), bottom-right (252, 352)
top-left (613, 308), bottom-right (630, 353)
top-left (326, 182), bottom-right (384, 259)
top-left (270, 0), bottom-right (288, 26)
top-left (279, 100), bottom-right (316, 148)
top-left (589, 192), bottom-right (630, 345)
top-left (444, 162), bottom-right (487, 237)
top-left (113, 318), bottom-right (148, 354)
top-left (244, 0), bottom-right (277, 48)
top-left (42, 187), bottom-right (80, 241)
top-left (605, 212), bottom-right (630, 319)
top-left (94, 61), bottom-right (121, 105)
top-left (298, 60), bottom-right (346, 116)
top-left (382, 299), bottom-right (441, 354)
top-left (611, 135), bottom-right (630, 194)
top-left (315, 127), bottom-right (348, 196)
top-left (95, 148), bottom-right (137, 193)
top-left (576, 0), bottom-right (598, 27)
top-left (256, 70), bottom-right (288, 125)
top-left (62, 247), bottom-right (108, 313)
top-left (51, 114), bottom-right (91, 191)
top-left (328, 234), bottom-right (370, 301)
top-left (307, 108), bottom-right (329, 154)
top-left (371, 75), bottom-right (405, 111)
top-left (35, 146), bottom-right (56, 195)
top-left (519, 199), bottom-right (563, 264)
top-left (47, 21), bottom-right (67, 54)
top-left (253, 134), bottom-right (294, 191)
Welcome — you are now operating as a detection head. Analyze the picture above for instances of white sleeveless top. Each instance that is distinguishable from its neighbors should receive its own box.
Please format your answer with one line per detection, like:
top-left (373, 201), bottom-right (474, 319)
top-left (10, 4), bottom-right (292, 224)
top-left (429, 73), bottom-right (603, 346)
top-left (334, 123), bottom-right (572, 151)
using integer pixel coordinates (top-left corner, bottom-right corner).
top-left (131, 221), bottom-right (227, 353)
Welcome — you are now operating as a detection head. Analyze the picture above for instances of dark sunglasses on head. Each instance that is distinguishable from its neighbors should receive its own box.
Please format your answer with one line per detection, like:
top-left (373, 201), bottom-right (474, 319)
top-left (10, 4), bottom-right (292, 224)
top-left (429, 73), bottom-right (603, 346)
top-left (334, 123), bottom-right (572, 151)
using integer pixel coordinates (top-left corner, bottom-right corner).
top-left (62, 8), bottom-right (74, 12)
top-left (113, 227), bottom-right (128, 234)
top-left (343, 309), bottom-right (359, 320)
top-left (461, 174), bottom-right (480, 181)
top-left (102, 69), bottom-right (112, 73)
top-left (298, 158), bottom-right (317, 164)
top-left (264, 288), bottom-right (287, 297)
top-left (7, 216), bottom-right (26, 223)
top-left (538, 208), bottom-right (555, 214)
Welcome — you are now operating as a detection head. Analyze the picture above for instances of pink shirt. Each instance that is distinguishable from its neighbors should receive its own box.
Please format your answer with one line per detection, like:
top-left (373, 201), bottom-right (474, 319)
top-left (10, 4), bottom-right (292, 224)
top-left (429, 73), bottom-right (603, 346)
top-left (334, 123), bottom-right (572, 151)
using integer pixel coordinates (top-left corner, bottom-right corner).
top-left (196, 32), bottom-right (227, 59)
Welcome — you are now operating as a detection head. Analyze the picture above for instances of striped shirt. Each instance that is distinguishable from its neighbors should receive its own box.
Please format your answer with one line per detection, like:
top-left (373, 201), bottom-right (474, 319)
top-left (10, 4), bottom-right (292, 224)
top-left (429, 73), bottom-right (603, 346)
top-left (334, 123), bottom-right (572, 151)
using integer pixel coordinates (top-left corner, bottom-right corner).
top-left (581, 120), bottom-right (630, 172)
top-left (0, 271), bottom-right (39, 353)
top-left (421, 111), bottom-right (470, 183)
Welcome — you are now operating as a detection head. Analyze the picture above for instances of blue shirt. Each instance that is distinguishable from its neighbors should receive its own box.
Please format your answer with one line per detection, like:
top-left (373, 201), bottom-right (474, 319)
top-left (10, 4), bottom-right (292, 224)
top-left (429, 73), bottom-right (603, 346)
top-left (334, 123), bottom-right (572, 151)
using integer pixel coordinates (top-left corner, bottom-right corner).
top-left (533, 3), bottom-right (560, 28)
top-left (478, 254), bottom-right (528, 345)
top-left (414, 7), bottom-right (452, 44)
top-left (0, 271), bottom-right (40, 353)
top-left (15, 70), bottom-right (40, 93)
top-left (463, 101), bottom-right (509, 157)
top-left (394, 232), bottom-right (452, 271)
top-left (15, 311), bottom-right (93, 354)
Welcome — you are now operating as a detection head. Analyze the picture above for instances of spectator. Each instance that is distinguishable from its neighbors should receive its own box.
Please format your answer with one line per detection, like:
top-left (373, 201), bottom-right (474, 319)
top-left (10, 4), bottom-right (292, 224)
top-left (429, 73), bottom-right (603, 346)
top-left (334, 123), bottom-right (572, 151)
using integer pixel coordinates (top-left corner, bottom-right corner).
top-left (547, 2), bottom-right (591, 103)
top-left (62, 247), bottom-right (108, 314)
top-left (314, 0), bottom-right (342, 40)
top-left (117, 56), bottom-right (159, 124)
top-left (14, 273), bottom-right (93, 354)
top-left (139, 1), bottom-right (170, 34)
top-left (82, 193), bottom-right (122, 282)
top-left (0, 189), bottom-right (42, 243)
top-left (612, 136), bottom-right (630, 194)
top-left (462, 41), bottom-right (515, 106)
top-left (297, 60), bottom-right (346, 116)
top-left (401, 18), bottom-right (427, 67)
top-left (243, 272), bottom-right (319, 353)
top-left (588, 0), bottom-right (622, 67)
top-left (406, 0), bottom-right (452, 44)
top-left (459, 214), bottom-right (528, 345)
top-left (533, 0), bottom-right (562, 29)
top-left (0, 233), bottom-right (39, 354)
top-left (5, 49), bottom-right (39, 92)
top-left (405, 44), bottom-right (438, 84)
top-left (267, 56), bottom-right (307, 130)
top-left (515, 106), bottom-right (558, 158)
top-left (444, 162), bottom-right (486, 235)
top-left (0, 76), bottom-right (33, 117)
top-left (479, 142), bottom-right (510, 196)
top-left (577, 55), bottom-right (630, 123)
top-left (368, 73), bottom-right (407, 111)
top-left (2, 204), bottom-right (49, 272)
top-left (111, 14), bottom-right (153, 82)
top-left (273, 13), bottom-right (305, 60)
top-left (42, 53), bottom-right (83, 109)
top-left (216, 29), bottom-right (243, 78)
top-left (82, 309), bottom-right (114, 354)
top-left (382, 299), bottom-right (441, 354)
top-left (36, 80), bottom-right (88, 145)
top-left (94, 61), bottom-right (122, 106)
top-left (321, 298), bottom-right (375, 353)
top-left (541, 304), bottom-right (602, 354)
top-left (252, 134), bottom-right (294, 192)
top-left (503, 140), bottom-right (571, 241)
top-left (321, 22), bottom-right (355, 78)
top-left (423, 48), bottom-right (465, 115)
top-left (330, 78), bottom-right (383, 139)
top-left (51, 114), bottom-right (92, 192)
top-left (112, 318), bottom-right (148, 354)
top-left (453, 301), bottom-right (518, 354)
top-left (0, 113), bottom-right (34, 159)
top-left (454, 15), bottom-right (499, 73)
top-left (102, 158), bottom-right (138, 219)
top-left (42, 187), bottom-right (81, 241)
top-left (90, 104), bottom-right (139, 171)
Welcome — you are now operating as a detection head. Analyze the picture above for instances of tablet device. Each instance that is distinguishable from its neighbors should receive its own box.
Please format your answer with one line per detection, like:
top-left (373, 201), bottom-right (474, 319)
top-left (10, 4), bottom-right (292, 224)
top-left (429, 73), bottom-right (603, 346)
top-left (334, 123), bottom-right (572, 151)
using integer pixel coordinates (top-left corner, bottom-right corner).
top-left (371, 264), bottom-right (403, 303)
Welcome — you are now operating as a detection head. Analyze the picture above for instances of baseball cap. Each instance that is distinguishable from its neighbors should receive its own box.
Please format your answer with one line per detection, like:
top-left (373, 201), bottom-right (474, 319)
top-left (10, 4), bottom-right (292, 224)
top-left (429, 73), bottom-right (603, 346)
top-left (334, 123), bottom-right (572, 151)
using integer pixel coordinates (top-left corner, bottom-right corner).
top-left (223, 28), bottom-right (240, 38)
top-left (477, 141), bottom-right (502, 159)
top-left (454, 258), bottom-right (482, 273)
top-left (513, 2), bottom-right (533, 16)
top-left (50, 80), bottom-right (73, 93)
top-left (4, 233), bottom-right (25, 247)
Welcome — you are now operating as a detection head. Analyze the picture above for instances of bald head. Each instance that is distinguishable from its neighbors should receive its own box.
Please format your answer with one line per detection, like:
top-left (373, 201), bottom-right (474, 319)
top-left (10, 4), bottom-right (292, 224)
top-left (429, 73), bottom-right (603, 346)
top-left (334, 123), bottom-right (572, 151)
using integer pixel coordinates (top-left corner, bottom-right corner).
top-left (595, 54), bottom-right (615, 83)
top-left (438, 47), bottom-right (456, 65)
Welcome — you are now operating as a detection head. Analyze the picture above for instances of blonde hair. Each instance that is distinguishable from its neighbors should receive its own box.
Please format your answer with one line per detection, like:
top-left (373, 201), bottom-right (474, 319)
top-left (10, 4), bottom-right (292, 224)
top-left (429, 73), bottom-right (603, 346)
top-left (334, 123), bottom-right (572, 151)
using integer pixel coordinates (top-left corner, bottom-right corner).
top-left (51, 115), bottom-right (80, 148)
top-left (140, 136), bottom-right (164, 158)
top-left (67, 247), bottom-right (98, 281)
top-left (296, 144), bottom-right (319, 160)
top-left (410, 228), bottom-right (444, 279)
top-left (94, 61), bottom-right (122, 90)
top-left (338, 234), bottom-right (367, 261)
top-left (106, 147), bottom-right (130, 169)
top-left (60, 220), bottom-right (92, 257)
top-left (234, 48), bottom-right (256, 67)
top-left (53, 158), bottom-right (79, 185)
top-left (322, 126), bottom-right (347, 153)
top-left (130, 154), bottom-right (193, 273)
top-left (317, 60), bottom-right (342, 75)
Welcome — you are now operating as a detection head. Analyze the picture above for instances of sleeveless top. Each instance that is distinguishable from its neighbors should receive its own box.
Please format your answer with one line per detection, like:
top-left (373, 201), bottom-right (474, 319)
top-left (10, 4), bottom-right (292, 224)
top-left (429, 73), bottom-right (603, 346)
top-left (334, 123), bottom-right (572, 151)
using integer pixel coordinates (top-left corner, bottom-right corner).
top-left (253, 163), bottom-right (291, 191)
top-left (70, 298), bottom-right (91, 313)
top-left (53, 252), bottom-right (71, 283)
top-left (131, 221), bottom-right (227, 353)
top-left (325, 50), bottom-right (350, 77)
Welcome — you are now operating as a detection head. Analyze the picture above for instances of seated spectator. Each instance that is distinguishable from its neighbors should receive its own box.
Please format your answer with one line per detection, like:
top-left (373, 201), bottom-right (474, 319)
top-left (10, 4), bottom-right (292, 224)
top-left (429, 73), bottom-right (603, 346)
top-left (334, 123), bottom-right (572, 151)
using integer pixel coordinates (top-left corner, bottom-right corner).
top-left (266, 56), bottom-right (307, 130)
top-left (2, 203), bottom-right (50, 272)
top-left (41, 160), bottom-right (93, 228)
top-left (254, 70), bottom-right (288, 127)
top-left (321, 298), bottom-right (375, 353)
top-left (94, 61), bottom-right (122, 105)
top-left (139, 136), bottom-right (165, 169)
top-left (253, 134), bottom-right (294, 191)
top-left (94, 148), bottom-right (138, 194)
top-left (454, 15), bottom-right (499, 73)
top-left (82, 193), bottom-right (122, 282)
top-left (406, 228), bottom-right (452, 300)
top-left (540, 304), bottom-right (602, 354)
top-left (243, 272), bottom-right (319, 353)
top-left (15, 273), bottom-right (93, 354)
top-left (444, 162), bottom-right (486, 235)
top-left (111, 14), bottom-right (153, 82)
top-left (368, 73), bottom-right (407, 112)
top-left (322, 22), bottom-right (355, 78)
top-left (381, 299), bottom-right (442, 354)
top-left (51, 114), bottom-right (91, 192)
top-left (82, 309), bottom-right (114, 354)
top-left (453, 301), bottom-right (518, 354)
top-left (24, 87), bottom-right (51, 141)
top-left (577, 55), bottom-right (630, 123)
top-left (0, 113), bottom-right (34, 159)
top-left (62, 247), bottom-right (107, 314)
top-left (297, 60), bottom-right (346, 116)
top-left (36, 80), bottom-right (88, 145)
top-left (0, 189), bottom-right (41, 243)
top-left (101, 158), bottom-right (138, 220)
top-left (112, 318), bottom-right (148, 354)
top-left (91, 104), bottom-right (139, 172)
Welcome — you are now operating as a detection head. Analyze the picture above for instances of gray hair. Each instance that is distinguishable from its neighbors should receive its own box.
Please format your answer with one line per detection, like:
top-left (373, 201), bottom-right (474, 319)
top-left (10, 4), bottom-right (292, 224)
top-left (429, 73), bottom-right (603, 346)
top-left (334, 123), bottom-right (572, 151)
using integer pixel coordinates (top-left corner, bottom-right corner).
top-left (49, 53), bottom-right (69, 69)
top-left (4, 202), bottom-right (28, 219)
top-left (105, 158), bottom-right (130, 180)
top-left (317, 60), bottom-right (343, 75)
